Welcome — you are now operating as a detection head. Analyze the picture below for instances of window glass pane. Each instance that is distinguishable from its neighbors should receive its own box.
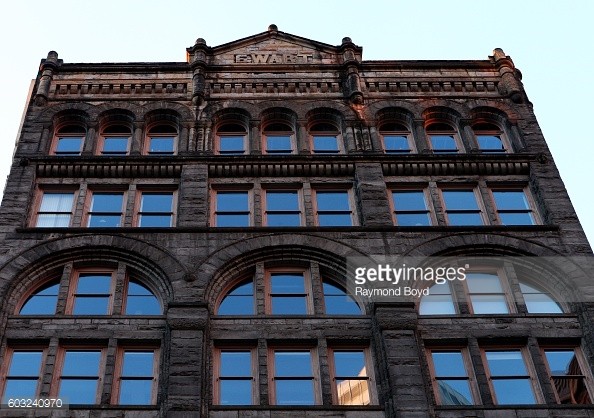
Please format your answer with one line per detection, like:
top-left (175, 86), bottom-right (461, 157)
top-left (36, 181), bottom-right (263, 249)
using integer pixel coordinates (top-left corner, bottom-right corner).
top-left (20, 283), bottom-right (59, 315)
top-left (149, 137), bottom-right (174, 153)
top-left (59, 380), bottom-right (98, 404)
top-left (432, 352), bottom-right (466, 377)
top-left (266, 135), bottom-right (292, 152)
top-left (313, 136), bottom-right (339, 152)
top-left (88, 215), bottom-right (121, 227)
top-left (396, 213), bottom-right (431, 226)
top-left (219, 281), bottom-right (254, 315)
top-left (122, 352), bottom-right (154, 377)
top-left (491, 379), bottom-right (536, 404)
top-left (393, 191), bottom-right (427, 211)
top-left (141, 193), bottom-right (173, 212)
top-left (73, 297), bottom-right (110, 315)
top-left (271, 273), bottom-right (305, 293)
top-left (520, 283), bottom-right (562, 313)
top-left (77, 274), bottom-right (111, 293)
top-left (486, 351), bottom-right (528, 376)
top-left (545, 351), bottom-right (575, 375)
top-left (470, 295), bottom-right (509, 314)
top-left (419, 294), bottom-right (456, 315)
top-left (437, 380), bottom-right (473, 405)
top-left (62, 351), bottom-right (101, 376)
top-left (216, 214), bottom-right (250, 227)
top-left (267, 192), bottom-right (299, 211)
top-left (119, 380), bottom-right (152, 405)
top-left (56, 137), bottom-right (83, 154)
top-left (220, 352), bottom-right (252, 376)
top-left (317, 191), bottom-right (350, 211)
top-left (267, 214), bottom-right (301, 227)
top-left (477, 135), bottom-right (504, 151)
top-left (323, 282), bottom-right (361, 315)
top-left (127, 281), bottom-right (154, 296)
top-left (37, 214), bottom-right (71, 227)
top-left (384, 135), bottom-right (410, 152)
top-left (126, 282), bottom-right (161, 315)
top-left (275, 380), bottom-right (314, 405)
top-left (493, 191), bottom-right (530, 210)
top-left (217, 192), bottom-right (248, 211)
top-left (447, 213), bottom-right (483, 226)
top-left (318, 214), bottom-right (352, 226)
top-left (102, 137), bottom-right (129, 154)
top-left (219, 136), bottom-right (245, 153)
top-left (91, 193), bottom-right (123, 212)
top-left (8, 352), bottom-right (43, 376)
top-left (334, 351), bottom-right (366, 377)
top-left (275, 351), bottom-right (311, 376)
top-left (3, 380), bottom-right (38, 402)
top-left (271, 297), bottom-right (307, 314)
top-left (443, 191), bottom-right (479, 210)
top-left (139, 214), bottom-right (173, 227)
top-left (220, 380), bottom-right (252, 405)
top-left (431, 135), bottom-right (457, 152)
top-left (40, 193), bottom-right (74, 212)
top-left (466, 273), bottom-right (503, 293)
top-left (499, 213), bottom-right (535, 225)
top-left (336, 379), bottom-right (370, 405)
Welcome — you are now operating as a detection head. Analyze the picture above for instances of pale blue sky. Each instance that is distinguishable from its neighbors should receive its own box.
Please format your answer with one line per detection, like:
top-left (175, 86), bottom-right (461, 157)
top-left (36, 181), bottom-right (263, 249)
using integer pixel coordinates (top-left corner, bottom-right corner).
top-left (0, 1), bottom-right (592, 245)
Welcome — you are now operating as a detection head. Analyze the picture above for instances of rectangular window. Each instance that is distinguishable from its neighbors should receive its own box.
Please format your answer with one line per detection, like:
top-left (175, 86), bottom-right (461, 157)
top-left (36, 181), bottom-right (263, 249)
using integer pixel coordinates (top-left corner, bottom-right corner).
top-left (101, 137), bottom-right (130, 155)
top-left (137, 191), bottom-right (174, 227)
top-left (492, 189), bottom-right (536, 225)
top-left (429, 350), bottom-right (475, 405)
top-left (543, 348), bottom-right (591, 404)
top-left (430, 135), bottom-right (458, 154)
top-left (265, 135), bottom-right (293, 154)
top-left (148, 137), bottom-right (175, 155)
top-left (465, 272), bottom-right (509, 314)
top-left (215, 348), bottom-right (256, 405)
top-left (219, 135), bottom-right (246, 155)
top-left (267, 270), bottom-right (309, 314)
top-left (58, 349), bottom-right (103, 404)
top-left (1, 349), bottom-right (44, 403)
top-left (271, 349), bottom-right (316, 405)
top-left (391, 190), bottom-right (431, 226)
top-left (115, 349), bottom-right (157, 405)
top-left (35, 191), bottom-right (75, 227)
top-left (70, 271), bottom-right (113, 315)
top-left (264, 190), bottom-right (302, 226)
top-left (55, 137), bottom-right (84, 156)
top-left (214, 191), bottom-right (250, 227)
top-left (331, 349), bottom-right (371, 405)
top-left (312, 135), bottom-right (340, 154)
top-left (441, 189), bottom-right (484, 226)
top-left (87, 192), bottom-right (125, 227)
top-left (484, 349), bottom-right (537, 405)
top-left (314, 190), bottom-right (353, 226)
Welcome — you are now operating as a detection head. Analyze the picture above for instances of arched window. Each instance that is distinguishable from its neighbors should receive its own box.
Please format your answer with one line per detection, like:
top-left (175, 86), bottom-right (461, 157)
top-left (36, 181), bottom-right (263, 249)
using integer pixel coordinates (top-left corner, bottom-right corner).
top-left (52, 125), bottom-right (86, 156)
top-left (310, 122), bottom-right (341, 154)
top-left (217, 123), bottom-right (247, 155)
top-left (323, 280), bottom-right (362, 315)
top-left (473, 122), bottom-right (506, 153)
top-left (218, 279), bottom-right (254, 315)
top-left (263, 122), bottom-right (294, 154)
top-left (520, 282), bottom-right (562, 314)
top-left (419, 282), bottom-right (455, 315)
top-left (99, 124), bottom-right (132, 155)
top-left (125, 280), bottom-right (161, 315)
top-left (426, 122), bottom-right (460, 154)
top-left (146, 124), bottom-right (177, 155)
top-left (19, 281), bottom-right (60, 315)
top-left (379, 122), bottom-right (413, 154)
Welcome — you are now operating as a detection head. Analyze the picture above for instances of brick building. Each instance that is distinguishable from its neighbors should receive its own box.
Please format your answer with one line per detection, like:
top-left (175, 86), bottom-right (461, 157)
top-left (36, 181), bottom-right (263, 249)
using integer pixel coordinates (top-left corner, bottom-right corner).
top-left (0, 25), bottom-right (592, 417)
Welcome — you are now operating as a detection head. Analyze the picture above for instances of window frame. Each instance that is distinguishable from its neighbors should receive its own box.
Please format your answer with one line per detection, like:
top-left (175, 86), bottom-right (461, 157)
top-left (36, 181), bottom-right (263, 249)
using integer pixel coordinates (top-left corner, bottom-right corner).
top-left (0, 346), bottom-right (47, 402)
top-left (426, 123), bottom-right (462, 154)
top-left (65, 268), bottom-right (116, 316)
top-left (97, 124), bottom-right (132, 156)
top-left (32, 187), bottom-right (78, 228)
top-left (265, 267), bottom-right (313, 315)
top-left (216, 123), bottom-right (248, 155)
top-left (211, 187), bottom-right (253, 227)
top-left (328, 346), bottom-right (375, 405)
top-left (379, 123), bottom-right (414, 154)
top-left (144, 124), bottom-right (178, 156)
top-left (262, 187), bottom-right (304, 227)
top-left (473, 123), bottom-right (509, 154)
top-left (462, 268), bottom-right (515, 315)
top-left (111, 346), bottom-right (160, 405)
top-left (17, 278), bottom-right (61, 315)
top-left (439, 186), bottom-right (486, 226)
top-left (134, 189), bottom-right (177, 228)
top-left (312, 186), bottom-right (356, 227)
top-left (213, 346), bottom-right (258, 405)
top-left (51, 125), bottom-right (86, 156)
top-left (309, 123), bottom-right (343, 155)
top-left (489, 186), bottom-right (539, 226)
top-left (426, 347), bottom-right (479, 405)
top-left (84, 189), bottom-right (127, 228)
top-left (268, 346), bottom-right (321, 406)
top-left (262, 123), bottom-right (296, 155)
top-left (389, 187), bottom-right (434, 226)
top-left (541, 345), bottom-right (593, 404)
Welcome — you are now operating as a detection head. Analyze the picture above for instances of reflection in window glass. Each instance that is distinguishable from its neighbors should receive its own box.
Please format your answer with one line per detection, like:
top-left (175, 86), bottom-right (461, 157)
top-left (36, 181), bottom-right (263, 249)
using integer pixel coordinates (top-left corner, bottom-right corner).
top-left (265, 191), bottom-right (301, 226)
top-left (119, 351), bottom-right (155, 405)
top-left (215, 191), bottom-right (250, 227)
top-left (492, 190), bottom-right (535, 225)
top-left (55, 137), bottom-right (83, 155)
top-left (88, 193), bottom-right (124, 227)
top-left (466, 273), bottom-right (509, 314)
top-left (419, 282), bottom-right (455, 315)
top-left (431, 351), bottom-right (474, 405)
top-left (333, 350), bottom-right (369, 405)
top-left (36, 192), bottom-right (74, 227)
top-left (270, 272), bottom-right (307, 314)
top-left (218, 281), bottom-right (254, 315)
top-left (430, 135), bottom-right (457, 153)
top-left (323, 281), bottom-right (361, 315)
top-left (73, 273), bottom-right (112, 315)
top-left (520, 282), bottom-right (562, 313)
top-left (544, 349), bottom-right (591, 404)
top-left (125, 281), bottom-right (161, 315)
top-left (313, 136), bottom-right (339, 154)
top-left (266, 135), bottom-right (293, 154)
top-left (59, 350), bottom-right (101, 404)
top-left (219, 136), bottom-right (245, 155)
top-left (139, 192), bottom-right (174, 227)
top-left (20, 282), bottom-right (59, 315)
top-left (315, 191), bottom-right (352, 226)
top-left (148, 137), bottom-right (175, 155)
top-left (477, 135), bottom-right (505, 153)
top-left (392, 190), bottom-right (431, 226)
top-left (485, 350), bottom-right (536, 405)
top-left (219, 351), bottom-right (254, 405)
top-left (274, 351), bottom-right (315, 405)
top-left (102, 137), bottom-right (129, 155)
top-left (442, 190), bottom-right (483, 226)
top-left (2, 351), bottom-right (43, 402)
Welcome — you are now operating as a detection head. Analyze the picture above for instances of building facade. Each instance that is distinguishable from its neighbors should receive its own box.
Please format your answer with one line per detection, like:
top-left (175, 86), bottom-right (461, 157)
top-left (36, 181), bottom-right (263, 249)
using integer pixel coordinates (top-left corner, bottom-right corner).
top-left (0, 25), bottom-right (592, 417)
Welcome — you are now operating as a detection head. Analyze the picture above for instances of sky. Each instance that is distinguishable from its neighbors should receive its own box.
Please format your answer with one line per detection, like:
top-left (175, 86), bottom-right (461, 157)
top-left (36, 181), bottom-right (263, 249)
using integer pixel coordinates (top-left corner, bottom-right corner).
top-left (0, 0), bottom-right (592, 246)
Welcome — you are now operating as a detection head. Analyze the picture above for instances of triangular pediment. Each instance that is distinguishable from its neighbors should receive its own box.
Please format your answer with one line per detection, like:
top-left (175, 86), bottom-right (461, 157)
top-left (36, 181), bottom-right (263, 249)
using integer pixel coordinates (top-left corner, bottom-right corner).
top-left (187, 26), bottom-right (362, 66)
